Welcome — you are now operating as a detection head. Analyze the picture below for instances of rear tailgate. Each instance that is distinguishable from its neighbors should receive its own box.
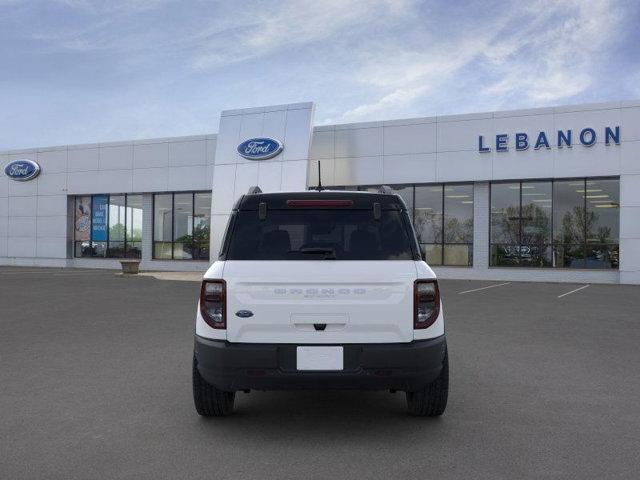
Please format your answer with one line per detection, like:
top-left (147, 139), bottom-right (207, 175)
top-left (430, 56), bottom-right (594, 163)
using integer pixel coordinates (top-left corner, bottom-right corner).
top-left (224, 260), bottom-right (417, 344)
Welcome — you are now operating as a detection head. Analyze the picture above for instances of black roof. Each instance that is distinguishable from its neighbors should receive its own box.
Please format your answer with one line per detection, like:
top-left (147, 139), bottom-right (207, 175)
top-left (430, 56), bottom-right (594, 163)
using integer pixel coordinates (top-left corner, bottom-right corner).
top-left (234, 190), bottom-right (408, 211)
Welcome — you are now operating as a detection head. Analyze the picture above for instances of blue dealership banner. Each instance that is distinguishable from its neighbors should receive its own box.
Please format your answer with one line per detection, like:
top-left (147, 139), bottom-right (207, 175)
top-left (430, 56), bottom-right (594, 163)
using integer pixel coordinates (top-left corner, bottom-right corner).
top-left (91, 195), bottom-right (108, 241)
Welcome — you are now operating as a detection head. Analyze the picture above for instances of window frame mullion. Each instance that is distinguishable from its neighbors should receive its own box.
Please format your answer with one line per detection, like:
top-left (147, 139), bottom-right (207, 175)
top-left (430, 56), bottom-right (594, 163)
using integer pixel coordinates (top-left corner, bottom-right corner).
top-left (124, 194), bottom-right (128, 258)
top-left (171, 193), bottom-right (175, 260)
top-left (192, 191), bottom-right (196, 260)
top-left (441, 184), bottom-right (445, 266)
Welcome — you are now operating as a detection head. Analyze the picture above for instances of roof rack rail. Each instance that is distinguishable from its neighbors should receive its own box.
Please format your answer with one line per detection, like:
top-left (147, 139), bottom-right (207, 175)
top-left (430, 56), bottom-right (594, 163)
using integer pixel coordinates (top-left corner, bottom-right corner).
top-left (247, 186), bottom-right (262, 194)
top-left (377, 185), bottom-right (393, 195)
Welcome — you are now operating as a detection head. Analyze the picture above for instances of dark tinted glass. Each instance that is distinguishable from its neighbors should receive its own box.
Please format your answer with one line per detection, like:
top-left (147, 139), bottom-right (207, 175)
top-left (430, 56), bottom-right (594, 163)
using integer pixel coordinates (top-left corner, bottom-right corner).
top-left (442, 184), bottom-right (473, 266)
top-left (107, 195), bottom-right (126, 258)
top-left (553, 180), bottom-right (586, 245)
top-left (491, 244), bottom-right (520, 267)
top-left (344, 183), bottom-right (474, 266)
top-left (444, 184), bottom-right (473, 243)
top-left (491, 183), bottom-right (519, 244)
top-left (414, 185), bottom-right (442, 244)
top-left (193, 193), bottom-right (212, 260)
top-left (173, 193), bottom-right (193, 259)
top-left (226, 210), bottom-right (414, 260)
top-left (554, 244), bottom-right (586, 268)
top-left (154, 194), bottom-right (172, 242)
top-left (585, 244), bottom-right (619, 269)
top-left (490, 178), bottom-right (619, 270)
top-left (108, 195), bottom-right (126, 242)
top-left (126, 194), bottom-right (143, 258)
top-left (585, 178), bottom-right (619, 244)
top-left (520, 181), bottom-right (552, 267)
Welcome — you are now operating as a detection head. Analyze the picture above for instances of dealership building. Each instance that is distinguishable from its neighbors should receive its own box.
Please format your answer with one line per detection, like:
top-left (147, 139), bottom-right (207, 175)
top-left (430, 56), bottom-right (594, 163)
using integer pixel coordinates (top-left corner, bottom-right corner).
top-left (1, 100), bottom-right (639, 284)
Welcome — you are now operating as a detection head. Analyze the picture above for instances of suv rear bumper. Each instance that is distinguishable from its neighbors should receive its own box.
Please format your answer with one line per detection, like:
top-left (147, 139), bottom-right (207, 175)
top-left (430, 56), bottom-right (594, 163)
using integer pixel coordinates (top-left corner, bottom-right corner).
top-left (194, 335), bottom-right (447, 392)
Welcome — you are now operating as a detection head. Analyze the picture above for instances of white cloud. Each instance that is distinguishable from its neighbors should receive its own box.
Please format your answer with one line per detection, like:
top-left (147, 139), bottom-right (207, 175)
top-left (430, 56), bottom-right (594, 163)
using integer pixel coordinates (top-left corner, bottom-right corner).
top-left (339, 85), bottom-right (429, 121)
top-left (52, 0), bottom-right (172, 13)
top-left (481, 0), bottom-right (622, 105)
top-left (337, 35), bottom-right (493, 121)
top-left (334, 0), bottom-right (626, 122)
top-left (190, 0), bottom-right (415, 69)
top-left (0, 0), bottom-right (634, 149)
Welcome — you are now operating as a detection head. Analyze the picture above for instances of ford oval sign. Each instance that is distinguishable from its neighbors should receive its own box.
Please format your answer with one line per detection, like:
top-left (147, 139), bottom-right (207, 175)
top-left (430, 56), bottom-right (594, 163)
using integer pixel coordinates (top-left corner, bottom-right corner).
top-left (4, 159), bottom-right (41, 182)
top-left (237, 137), bottom-right (283, 160)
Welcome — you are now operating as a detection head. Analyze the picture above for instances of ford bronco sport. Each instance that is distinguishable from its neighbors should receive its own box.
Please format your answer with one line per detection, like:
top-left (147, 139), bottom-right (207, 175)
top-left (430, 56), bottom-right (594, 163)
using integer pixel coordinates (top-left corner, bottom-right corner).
top-left (193, 187), bottom-right (448, 416)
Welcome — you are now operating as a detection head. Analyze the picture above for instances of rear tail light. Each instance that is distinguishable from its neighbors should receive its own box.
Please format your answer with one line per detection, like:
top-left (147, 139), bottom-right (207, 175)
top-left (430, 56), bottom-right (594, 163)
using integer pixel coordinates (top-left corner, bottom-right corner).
top-left (200, 280), bottom-right (226, 329)
top-left (414, 279), bottom-right (440, 329)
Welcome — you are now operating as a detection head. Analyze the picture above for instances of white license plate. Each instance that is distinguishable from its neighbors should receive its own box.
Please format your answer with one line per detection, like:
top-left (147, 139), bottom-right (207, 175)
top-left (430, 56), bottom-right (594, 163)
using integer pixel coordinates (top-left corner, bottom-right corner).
top-left (296, 346), bottom-right (344, 371)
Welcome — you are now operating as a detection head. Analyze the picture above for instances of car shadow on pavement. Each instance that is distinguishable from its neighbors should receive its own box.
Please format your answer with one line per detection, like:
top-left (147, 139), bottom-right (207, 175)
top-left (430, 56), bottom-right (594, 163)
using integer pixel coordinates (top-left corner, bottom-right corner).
top-left (194, 390), bottom-right (446, 440)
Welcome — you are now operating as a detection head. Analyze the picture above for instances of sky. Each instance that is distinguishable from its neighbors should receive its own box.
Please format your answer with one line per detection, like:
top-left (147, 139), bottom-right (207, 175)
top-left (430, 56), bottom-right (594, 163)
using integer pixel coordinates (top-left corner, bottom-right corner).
top-left (1, 0), bottom-right (639, 150)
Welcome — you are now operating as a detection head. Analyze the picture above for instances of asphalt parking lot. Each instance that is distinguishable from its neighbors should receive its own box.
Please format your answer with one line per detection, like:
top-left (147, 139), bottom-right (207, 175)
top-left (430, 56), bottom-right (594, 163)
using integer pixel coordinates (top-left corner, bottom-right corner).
top-left (1, 267), bottom-right (639, 480)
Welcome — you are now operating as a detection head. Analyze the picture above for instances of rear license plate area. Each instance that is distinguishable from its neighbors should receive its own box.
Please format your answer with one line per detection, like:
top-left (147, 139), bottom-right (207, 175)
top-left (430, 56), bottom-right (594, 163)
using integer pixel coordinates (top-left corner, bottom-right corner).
top-left (296, 346), bottom-right (344, 371)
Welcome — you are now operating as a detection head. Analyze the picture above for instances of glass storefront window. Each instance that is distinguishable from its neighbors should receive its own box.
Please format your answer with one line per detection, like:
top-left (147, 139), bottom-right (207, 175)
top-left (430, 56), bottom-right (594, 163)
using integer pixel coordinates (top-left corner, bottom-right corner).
top-left (553, 180), bottom-right (585, 245)
top-left (152, 191), bottom-right (212, 261)
top-left (415, 185), bottom-right (443, 241)
top-left (73, 193), bottom-right (143, 259)
top-left (553, 180), bottom-right (586, 268)
top-left (108, 194), bottom-right (126, 258)
top-left (126, 195), bottom-right (143, 258)
top-left (193, 192), bottom-right (212, 260)
top-left (444, 184), bottom-right (474, 266)
top-left (153, 194), bottom-right (172, 259)
top-left (490, 182), bottom-right (520, 267)
top-left (348, 183), bottom-right (473, 266)
top-left (585, 178), bottom-right (619, 268)
top-left (415, 185), bottom-right (443, 265)
top-left (74, 196), bottom-right (92, 257)
top-left (490, 182), bottom-right (519, 239)
top-left (491, 178), bottom-right (619, 269)
top-left (520, 181), bottom-right (552, 267)
top-left (173, 193), bottom-right (193, 259)
top-left (91, 194), bottom-right (108, 257)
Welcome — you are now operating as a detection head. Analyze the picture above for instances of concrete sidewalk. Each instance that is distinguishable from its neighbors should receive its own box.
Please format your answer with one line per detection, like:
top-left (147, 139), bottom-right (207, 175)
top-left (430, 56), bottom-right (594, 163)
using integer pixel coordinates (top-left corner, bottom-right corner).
top-left (138, 271), bottom-right (203, 282)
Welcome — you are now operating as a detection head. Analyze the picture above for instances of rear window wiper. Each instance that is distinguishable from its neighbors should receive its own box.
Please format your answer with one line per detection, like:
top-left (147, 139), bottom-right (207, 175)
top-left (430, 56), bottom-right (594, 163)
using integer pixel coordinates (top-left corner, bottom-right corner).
top-left (295, 247), bottom-right (336, 259)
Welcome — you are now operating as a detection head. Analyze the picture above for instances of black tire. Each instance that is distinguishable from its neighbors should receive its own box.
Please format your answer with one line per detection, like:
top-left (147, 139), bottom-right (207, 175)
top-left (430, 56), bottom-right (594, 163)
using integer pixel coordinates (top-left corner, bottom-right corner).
top-left (192, 354), bottom-right (235, 417)
top-left (406, 349), bottom-right (449, 417)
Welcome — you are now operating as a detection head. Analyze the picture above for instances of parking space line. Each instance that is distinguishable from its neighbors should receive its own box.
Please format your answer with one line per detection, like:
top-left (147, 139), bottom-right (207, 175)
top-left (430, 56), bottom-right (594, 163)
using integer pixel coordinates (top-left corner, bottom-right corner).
top-left (557, 284), bottom-right (590, 298)
top-left (458, 282), bottom-right (511, 295)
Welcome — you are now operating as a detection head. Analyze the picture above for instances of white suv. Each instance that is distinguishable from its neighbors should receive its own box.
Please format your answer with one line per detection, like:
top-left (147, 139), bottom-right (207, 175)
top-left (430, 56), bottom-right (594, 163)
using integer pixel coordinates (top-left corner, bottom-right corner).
top-left (193, 187), bottom-right (448, 416)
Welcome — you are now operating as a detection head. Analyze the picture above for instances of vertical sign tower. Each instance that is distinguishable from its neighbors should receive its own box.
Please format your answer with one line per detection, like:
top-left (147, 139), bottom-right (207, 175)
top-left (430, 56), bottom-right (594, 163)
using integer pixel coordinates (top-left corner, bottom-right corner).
top-left (209, 102), bottom-right (315, 257)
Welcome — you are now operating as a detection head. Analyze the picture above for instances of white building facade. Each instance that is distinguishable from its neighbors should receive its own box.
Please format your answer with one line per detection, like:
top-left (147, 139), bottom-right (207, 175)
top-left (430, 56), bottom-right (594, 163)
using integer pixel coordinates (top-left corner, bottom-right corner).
top-left (1, 100), bottom-right (639, 284)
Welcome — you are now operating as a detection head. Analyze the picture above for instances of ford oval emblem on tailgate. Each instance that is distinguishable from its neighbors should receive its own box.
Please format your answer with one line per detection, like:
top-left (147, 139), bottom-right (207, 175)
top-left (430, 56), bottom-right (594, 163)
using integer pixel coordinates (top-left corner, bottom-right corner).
top-left (236, 310), bottom-right (254, 318)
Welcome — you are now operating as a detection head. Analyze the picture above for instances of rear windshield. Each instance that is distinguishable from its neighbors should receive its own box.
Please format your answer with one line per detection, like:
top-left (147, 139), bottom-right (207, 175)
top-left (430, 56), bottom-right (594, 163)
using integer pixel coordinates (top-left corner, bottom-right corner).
top-left (225, 210), bottom-right (415, 260)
